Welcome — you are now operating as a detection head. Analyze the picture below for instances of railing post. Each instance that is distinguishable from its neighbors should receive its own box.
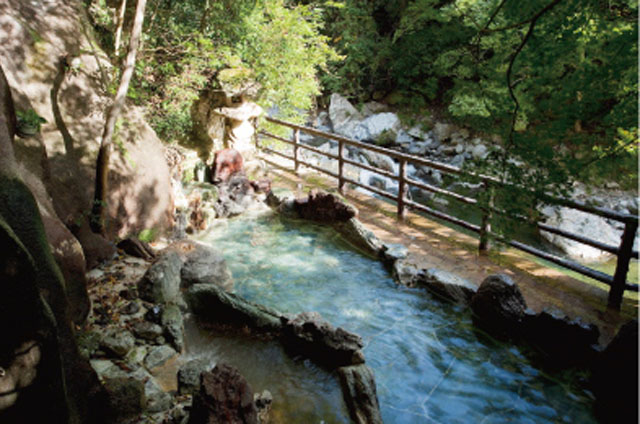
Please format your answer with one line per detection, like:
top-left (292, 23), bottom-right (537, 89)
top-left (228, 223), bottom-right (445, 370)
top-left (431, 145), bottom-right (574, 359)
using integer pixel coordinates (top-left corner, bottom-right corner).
top-left (397, 159), bottom-right (407, 220)
top-left (293, 128), bottom-right (300, 173)
top-left (338, 139), bottom-right (345, 194)
top-left (479, 181), bottom-right (494, 253)
top-left (608, 218), bottom-right (638, 310)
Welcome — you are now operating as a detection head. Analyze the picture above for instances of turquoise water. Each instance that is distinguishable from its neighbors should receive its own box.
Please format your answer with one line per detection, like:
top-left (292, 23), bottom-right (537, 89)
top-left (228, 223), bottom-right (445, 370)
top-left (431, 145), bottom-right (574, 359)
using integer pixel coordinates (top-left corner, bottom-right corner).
top-left (197, 212), bottom-right (597, 423)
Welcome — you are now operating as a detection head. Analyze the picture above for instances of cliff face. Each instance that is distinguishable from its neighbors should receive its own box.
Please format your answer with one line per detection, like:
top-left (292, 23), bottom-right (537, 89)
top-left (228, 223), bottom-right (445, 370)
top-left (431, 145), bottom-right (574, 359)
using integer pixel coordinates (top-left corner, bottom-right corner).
top-left (0, 0), bottom-right (174, 247)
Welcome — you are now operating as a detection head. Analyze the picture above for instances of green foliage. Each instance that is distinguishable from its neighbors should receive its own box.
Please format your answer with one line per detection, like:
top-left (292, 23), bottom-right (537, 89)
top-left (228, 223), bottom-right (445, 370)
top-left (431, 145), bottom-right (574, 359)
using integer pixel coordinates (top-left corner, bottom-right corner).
top-left (16, 108), bottom-right (47, 129)
top-left (121, 0), bottom-right (338, 142)
top-left (316, 0), bottom-right (638, 192)
top-left (138, 228), bottom-right (157, 243)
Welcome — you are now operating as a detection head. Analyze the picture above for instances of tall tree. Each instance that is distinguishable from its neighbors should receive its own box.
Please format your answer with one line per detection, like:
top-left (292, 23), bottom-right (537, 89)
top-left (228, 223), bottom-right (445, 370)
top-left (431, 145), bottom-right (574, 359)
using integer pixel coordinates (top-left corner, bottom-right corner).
top-left (91, 0), bottom-right (147, 234)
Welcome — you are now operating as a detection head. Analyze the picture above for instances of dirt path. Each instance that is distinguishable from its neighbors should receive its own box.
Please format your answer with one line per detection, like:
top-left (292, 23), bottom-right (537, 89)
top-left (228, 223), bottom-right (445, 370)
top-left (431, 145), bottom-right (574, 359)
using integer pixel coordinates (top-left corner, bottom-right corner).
top-left (262, 163), bottom-right (637, 345)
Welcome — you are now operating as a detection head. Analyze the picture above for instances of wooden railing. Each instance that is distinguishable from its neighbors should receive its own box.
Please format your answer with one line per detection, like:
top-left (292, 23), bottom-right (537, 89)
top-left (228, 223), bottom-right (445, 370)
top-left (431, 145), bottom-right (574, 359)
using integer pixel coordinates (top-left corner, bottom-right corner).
top-left (256, 116), bottom-right (639, 310)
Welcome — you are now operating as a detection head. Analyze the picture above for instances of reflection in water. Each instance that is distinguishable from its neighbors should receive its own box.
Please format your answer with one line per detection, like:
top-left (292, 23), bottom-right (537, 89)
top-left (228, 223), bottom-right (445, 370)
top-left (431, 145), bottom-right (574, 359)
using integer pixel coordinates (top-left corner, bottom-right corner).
top-left (183, 318), bottom-right (349, 423)
top-left (197, 212), bottom-right (597, 423)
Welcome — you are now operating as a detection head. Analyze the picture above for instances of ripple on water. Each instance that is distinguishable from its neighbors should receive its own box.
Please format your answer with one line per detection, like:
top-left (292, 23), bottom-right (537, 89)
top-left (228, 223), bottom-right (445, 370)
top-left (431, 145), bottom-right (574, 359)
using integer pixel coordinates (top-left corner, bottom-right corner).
top-left (195, 214), bottom-right (598, 424)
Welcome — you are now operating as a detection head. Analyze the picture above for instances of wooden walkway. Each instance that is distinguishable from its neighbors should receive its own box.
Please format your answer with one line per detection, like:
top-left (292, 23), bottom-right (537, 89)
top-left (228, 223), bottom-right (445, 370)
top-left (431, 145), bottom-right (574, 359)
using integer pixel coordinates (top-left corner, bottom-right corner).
top-left (261, 163), bottom-right (637, 345)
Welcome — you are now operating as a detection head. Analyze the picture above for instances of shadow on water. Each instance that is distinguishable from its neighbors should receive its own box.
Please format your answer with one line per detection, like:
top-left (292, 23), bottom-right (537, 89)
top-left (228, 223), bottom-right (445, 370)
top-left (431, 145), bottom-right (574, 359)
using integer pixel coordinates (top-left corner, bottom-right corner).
top-left (196, 212), bottom-right (599, 424)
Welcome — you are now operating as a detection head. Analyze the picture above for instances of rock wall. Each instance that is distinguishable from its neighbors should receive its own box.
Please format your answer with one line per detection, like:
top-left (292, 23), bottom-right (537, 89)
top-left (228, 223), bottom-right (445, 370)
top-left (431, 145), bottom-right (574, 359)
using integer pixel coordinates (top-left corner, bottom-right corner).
top-left (0, 0), bottom-right (173, 246)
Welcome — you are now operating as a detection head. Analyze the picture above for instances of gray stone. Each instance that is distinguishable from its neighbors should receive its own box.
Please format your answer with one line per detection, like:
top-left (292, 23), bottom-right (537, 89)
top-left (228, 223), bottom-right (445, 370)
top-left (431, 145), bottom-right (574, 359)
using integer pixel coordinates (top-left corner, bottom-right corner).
top-left (186, 284), bottom-right (282, 332)
top-left (144, 345), bottom-right (178, 370)
top-left (100, 328), bottom-right (136, 358)
top-left (392, 259), bottom-right (420, 287)
top-left (138, 251), bottom-right (183, 305)
top-left (407, 124), bottom-right (430, 140)
top-left (334, 218), bottom-right (384, 258)
top-left (359, 112), bottom-right (400, 141)
top-left (178, 358), bottom-right (209, 395)
top-left (329, 94), bottom-right (363, 138)
top-left (359, 150), bottom-right (396, 173)
top-left (162, 304), bottom-right (185, 352)
top-left (125, 346), bottom-right (149, 367)
top-left (129, 367), bottom-right (173, 413)
top-left (90, 359), bottom-right (128, 380)
top-left (418, 268), bottom-right (477, 304)
top-left (540, 205), bottom-right (620, 262)
top-left (380, 243), bottom-right (408, 269)
top-left (360, 101), bottom-right (388, 117)
top-left (471, 143), bottom-right (489, 160)
top-left (450, 154), bottom-right (465, 168)
top-left (181, 243), bottom-right (233, 291)
top-left (132, 321), bottom-right (164, 341)
top-left (338, 365), bottom-right (383, 424)
top-left (281, 312), bottom-right (365, 368)
top-left (470, 274), bottom-right (527, 338)
top-left (395, 130), bottom-right (414, 144)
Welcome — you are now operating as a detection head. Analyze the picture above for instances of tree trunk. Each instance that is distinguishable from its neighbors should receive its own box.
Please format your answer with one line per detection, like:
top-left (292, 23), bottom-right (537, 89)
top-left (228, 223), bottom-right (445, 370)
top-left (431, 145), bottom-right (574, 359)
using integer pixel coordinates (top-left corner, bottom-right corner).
top-left (114, 0), bottom-right (128, 57)
top-left (91, 0), bottom-right (147, 234)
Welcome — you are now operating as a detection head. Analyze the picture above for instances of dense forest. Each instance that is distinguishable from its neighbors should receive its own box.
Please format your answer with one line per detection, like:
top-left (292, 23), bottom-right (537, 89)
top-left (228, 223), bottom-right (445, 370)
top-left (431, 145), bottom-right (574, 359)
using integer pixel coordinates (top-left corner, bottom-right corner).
top-left (87, 0), bottom-right (638, 193)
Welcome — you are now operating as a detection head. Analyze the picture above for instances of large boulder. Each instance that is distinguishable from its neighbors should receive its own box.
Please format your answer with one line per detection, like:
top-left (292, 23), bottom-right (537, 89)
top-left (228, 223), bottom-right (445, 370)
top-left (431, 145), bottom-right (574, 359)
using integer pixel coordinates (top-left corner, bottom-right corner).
top-left (0, 0), bottom-right (174, 244)
top-left (293, 189), bottom-right (357, 223)
top-left (281, 312), bottom-right (365, 368)
top-left (188, 363), bottom-right (259, 424)
top-left (181, 243), bottom-right (233, 291)
top-left (356, 112), bottom-right (401, 144)
top-left (470, 274), bottom-right (527, 338)
top-left (329, 93), bottom-right (363, 138)
top-left (539, 205), bottom-right (625, 262)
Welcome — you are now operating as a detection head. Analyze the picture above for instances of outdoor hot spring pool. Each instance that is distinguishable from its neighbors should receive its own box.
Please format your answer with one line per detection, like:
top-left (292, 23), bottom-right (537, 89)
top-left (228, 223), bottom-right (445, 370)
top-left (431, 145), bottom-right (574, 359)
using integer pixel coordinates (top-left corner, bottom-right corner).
top-left (186, 210), bottom-right (597, 423)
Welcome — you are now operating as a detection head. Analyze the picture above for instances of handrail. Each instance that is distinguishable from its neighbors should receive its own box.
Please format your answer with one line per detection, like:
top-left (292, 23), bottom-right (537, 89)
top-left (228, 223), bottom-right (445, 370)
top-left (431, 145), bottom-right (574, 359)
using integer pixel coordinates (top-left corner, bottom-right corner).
top-left (258, 117), bottom-right (639, 310)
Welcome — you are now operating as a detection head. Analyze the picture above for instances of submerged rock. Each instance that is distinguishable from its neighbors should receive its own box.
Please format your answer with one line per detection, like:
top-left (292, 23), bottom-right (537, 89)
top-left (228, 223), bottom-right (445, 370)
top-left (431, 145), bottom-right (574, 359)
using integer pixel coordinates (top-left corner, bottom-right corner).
top-left (470, 274), bottom-right (527, 338)
top-left (189, 363), bottom-right (258, 424)
top-left (338, 365), bottom-right (383, 424)
top-left (281, 312), bottom-right (365, 368)
top-left (185, 284), bottom-right (282, 332)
